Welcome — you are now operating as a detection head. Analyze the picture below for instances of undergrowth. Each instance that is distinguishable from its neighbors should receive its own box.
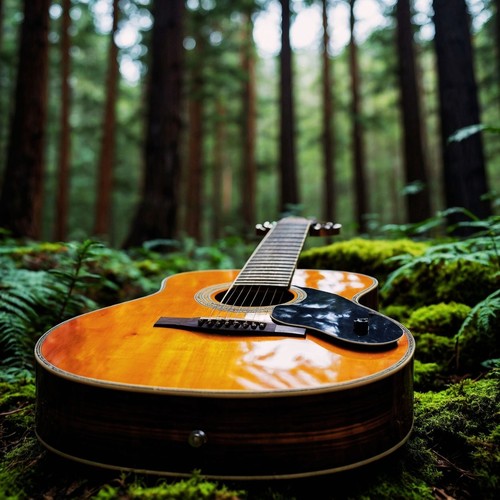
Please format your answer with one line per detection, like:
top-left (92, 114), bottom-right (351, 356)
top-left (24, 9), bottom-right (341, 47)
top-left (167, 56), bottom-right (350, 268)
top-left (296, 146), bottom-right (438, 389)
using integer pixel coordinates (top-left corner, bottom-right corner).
top-left (0, 211), bottom-right (499, 498)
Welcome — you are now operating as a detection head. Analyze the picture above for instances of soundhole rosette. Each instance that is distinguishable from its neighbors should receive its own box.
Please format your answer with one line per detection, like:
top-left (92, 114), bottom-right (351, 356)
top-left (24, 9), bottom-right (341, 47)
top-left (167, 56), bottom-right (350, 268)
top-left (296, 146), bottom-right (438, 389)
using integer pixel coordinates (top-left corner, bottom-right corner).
top-left (194, 283), bottom-right (307, 314)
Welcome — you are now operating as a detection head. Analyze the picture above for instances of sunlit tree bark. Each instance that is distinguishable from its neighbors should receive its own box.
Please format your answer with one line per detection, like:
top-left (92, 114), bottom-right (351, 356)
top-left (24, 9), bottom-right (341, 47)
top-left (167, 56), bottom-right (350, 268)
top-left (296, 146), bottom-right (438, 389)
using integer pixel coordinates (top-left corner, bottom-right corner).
top-left (279, 0), bottom-right (299, 213)
top-left (54, 0), bottom-right (72, 241)
top-left (0, 0), bottom-right (50, 238)
top-left (124, 0), bottom-right (184, 246)
top-left (212, 99), bottom-right (229, 239)
top-left (433, 0), bottom-right (491, 227)
top-left (185, 51), bottom-right (204, 242)
top-left (348, 0), bottom-right (368, 233)
top-left (94, 0), bottom-right (120, 239)
top-left (241, 10), bottom-right (257, 230)
top-left (494, 0), bottom-right (500, 106)
top-left (321, 0), bottom-right (336, 223)
top-left (396, 0), bottom-right (431, 223)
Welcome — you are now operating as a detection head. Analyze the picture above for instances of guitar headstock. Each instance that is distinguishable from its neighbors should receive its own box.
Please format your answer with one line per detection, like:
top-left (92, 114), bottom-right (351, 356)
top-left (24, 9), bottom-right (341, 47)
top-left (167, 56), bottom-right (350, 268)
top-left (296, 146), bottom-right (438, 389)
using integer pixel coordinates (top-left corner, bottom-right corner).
top-left (255, 221), bottom-right (276, 236)
top-left (255, 219), bottom-right (341, 237)
top-left (308, 221), bottom-right (342, 237)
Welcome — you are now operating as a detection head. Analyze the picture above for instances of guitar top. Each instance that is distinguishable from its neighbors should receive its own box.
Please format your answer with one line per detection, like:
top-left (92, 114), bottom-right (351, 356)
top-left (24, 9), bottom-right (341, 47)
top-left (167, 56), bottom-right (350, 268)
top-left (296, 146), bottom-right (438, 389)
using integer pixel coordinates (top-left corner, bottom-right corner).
top-left (35, 217), bottom-right (414, 479)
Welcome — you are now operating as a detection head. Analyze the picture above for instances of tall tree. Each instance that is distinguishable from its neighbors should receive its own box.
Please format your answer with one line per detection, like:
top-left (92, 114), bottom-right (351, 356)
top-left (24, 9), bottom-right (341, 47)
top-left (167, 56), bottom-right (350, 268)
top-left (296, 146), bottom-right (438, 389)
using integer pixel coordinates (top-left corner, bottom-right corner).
top-left (185, 34), bottom-right (205, 242)
top-left (0, 0), bottom-right (50, 238)
top-left (241, 9), bottom-right (257, 230)
top-left (124, 0), bottom-right (184, 246)
top-left (54, 0), bottom-right (72, 241)
top-left (433, 0), bottom-right (491, 225)
top-left (279, 0), bottom-right (299, 213)
top-left (494, 0), bottom-right (500, 106)
top-left (212, 99), bottom-right (228, 239)
top-left (94, 0), bottom-right (120, 238)
top-left (396, 0), bottom-right (431, 223)
top-left (348, 0), bottom-right (368, 233)
top-left (321, 0), bottom-right (336, 223)
top-left (0, 0), bottom-right (3, 51)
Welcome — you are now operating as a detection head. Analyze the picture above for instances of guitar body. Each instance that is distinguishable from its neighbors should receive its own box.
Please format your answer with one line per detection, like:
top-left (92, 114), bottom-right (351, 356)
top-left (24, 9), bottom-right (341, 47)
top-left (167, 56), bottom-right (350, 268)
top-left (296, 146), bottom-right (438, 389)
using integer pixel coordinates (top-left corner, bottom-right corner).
top-left (35, 268), bottom-right (414, 479)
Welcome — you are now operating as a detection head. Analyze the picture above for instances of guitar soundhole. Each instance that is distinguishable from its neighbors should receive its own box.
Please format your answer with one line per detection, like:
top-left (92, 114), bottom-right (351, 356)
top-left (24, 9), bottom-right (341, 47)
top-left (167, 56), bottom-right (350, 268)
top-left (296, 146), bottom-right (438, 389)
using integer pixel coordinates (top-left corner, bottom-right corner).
top-left (214, 286), bottom-right (295, 307)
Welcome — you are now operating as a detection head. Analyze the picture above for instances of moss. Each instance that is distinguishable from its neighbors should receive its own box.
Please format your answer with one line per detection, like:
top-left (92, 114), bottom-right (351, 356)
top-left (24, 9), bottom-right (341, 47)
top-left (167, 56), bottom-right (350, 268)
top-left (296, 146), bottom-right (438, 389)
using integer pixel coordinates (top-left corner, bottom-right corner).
top-left (349, 470), bottom-right (435, 500)
top-left (414, 333), bottom-right (456, 366)
top-left (383, 258), bottom-right (497, 309)
top-left (93, 474), bottom-right (244, 499)
top-left (380, 304), bottom-right (411, 324)
top-left (407, 302), bottom-right (472, 336)
top-left (413, 360), bottom-right (445, 391)
top-left (0, 436), bottom-right (43, 499)
top-left (456, 294), bottom-right (500, 371)
top-left (299, 238), bottom-right (427, 284)
top-left (0, 381), bottom-right (35, 407)
top-left (413, 372), bottom-right (500, 499)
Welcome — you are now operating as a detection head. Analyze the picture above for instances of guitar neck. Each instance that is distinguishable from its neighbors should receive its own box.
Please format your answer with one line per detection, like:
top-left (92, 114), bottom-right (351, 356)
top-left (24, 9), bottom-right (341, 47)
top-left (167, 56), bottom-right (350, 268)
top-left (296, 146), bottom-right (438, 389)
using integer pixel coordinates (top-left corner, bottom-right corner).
top-left (234, 217), bottom-right (311, 288)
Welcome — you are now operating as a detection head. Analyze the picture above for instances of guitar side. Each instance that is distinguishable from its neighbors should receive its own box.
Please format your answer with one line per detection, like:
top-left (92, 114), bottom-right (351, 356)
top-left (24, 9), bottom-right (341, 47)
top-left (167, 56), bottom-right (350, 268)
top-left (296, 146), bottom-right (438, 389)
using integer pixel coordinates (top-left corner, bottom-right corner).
top-left (35, 268), bottom-right (414, 479)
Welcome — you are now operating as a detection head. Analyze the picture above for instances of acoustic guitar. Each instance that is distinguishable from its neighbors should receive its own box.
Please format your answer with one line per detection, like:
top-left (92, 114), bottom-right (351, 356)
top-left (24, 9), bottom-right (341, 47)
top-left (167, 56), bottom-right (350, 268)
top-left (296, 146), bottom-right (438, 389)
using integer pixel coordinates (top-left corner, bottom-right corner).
top-left (35, 217), bottom-right (414, 479)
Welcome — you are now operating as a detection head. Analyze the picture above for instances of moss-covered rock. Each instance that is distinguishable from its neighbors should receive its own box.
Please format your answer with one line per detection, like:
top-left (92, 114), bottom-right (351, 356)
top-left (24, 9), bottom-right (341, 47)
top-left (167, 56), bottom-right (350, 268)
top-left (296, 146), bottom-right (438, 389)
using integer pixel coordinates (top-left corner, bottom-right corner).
top-left (299, 238), bottom-right (428, 285)
top-left (412, 372), bottom-right (500, 499)
top-left (93, 474), bottom-right (244, 499)
top-left (381, 237), bottom-right (498, 308)
top-left (407, 302), bottom-right (472, 336)
top-left (413, 360), bottom-right (446, 391)
top-left (415, 332), bottom-right (456, 365)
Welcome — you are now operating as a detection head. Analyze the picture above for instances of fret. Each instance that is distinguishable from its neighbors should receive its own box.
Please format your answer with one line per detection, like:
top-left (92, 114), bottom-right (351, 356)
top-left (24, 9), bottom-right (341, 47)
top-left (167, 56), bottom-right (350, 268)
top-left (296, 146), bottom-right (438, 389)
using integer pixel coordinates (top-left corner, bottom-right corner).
top-left (233, 217), bottom-right (310, 288)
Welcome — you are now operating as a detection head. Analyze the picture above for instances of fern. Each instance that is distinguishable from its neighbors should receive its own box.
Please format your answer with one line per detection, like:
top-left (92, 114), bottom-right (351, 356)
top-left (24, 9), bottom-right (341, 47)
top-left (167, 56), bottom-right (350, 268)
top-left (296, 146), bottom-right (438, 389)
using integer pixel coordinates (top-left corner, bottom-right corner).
top-left (455, 288), bottom-right (500, 365)
top-left (0, 240), bottom-right (108, 380)
top-left (0, 269), bottom-right (55, 380)
top-left (382, 213), bottom-right (499, 295)
top-left (47, 240), bottom-right (105, 323)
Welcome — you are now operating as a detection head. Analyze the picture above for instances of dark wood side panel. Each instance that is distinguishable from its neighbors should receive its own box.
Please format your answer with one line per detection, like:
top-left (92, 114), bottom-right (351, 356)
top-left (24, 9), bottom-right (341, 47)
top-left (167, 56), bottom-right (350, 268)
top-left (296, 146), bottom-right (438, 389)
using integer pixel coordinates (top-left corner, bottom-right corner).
top-left (36, 362), bottom-right (413, 478)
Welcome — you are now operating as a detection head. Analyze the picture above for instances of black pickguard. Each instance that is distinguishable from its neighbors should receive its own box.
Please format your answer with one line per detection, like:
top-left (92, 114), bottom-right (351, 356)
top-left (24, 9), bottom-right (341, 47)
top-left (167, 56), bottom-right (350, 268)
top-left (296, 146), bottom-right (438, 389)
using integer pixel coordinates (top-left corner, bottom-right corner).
top-left (272, 287), bottom-right (404, 348)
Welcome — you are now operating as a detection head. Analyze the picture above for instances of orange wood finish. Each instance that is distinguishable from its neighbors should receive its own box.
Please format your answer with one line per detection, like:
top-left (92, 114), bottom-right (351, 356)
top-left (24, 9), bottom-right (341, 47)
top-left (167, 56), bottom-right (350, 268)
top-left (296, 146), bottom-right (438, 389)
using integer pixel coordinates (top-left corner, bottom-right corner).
top-left (38, 269), bottom-right (410, 393)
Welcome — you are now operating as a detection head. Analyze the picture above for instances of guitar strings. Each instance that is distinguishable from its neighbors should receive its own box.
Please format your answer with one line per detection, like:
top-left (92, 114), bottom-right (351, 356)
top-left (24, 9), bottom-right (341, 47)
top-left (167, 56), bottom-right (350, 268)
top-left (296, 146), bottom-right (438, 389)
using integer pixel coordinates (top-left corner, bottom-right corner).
top-left (203, 219), bottom-right (310, 330)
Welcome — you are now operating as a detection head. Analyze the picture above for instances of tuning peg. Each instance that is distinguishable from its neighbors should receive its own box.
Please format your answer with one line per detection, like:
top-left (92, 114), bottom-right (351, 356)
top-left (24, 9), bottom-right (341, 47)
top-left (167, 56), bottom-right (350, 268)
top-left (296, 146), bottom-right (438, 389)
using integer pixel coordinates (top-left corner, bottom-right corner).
top-left (309, 221), bottom-right (342, 236)
top-left (255, 221), bottom-right (275, 235)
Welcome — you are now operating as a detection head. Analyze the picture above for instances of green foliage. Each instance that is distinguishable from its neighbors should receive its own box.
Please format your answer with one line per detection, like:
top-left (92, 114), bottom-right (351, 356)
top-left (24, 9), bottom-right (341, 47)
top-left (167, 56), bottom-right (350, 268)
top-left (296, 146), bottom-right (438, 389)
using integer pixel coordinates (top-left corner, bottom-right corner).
top-left (382, 218), bottom-right (499, 307)
top-left (412, 372), bottom-right (500, 499)
top-left (1, 222), bottom-right (499, 498)
top-left (0, 381), bottom-right (39, 499)
top-left (448, 123), bottom-right (500, 143)
top-left (414, 333), bottom-right (456, 367)
top-left (0, 240), bottom-right (115, 380)
top-left (413, 360), bottom-right (443, 391)
top-left (93, 474), bottom-right (244, 500)
top-left (349, 470), bottom-right (435, 500)
top-left (299, 238), bottom-right (428, 284)
top-left (455, 289), bottom-right (500, 371)
top-left (407, 302), bottom-right (472, 336)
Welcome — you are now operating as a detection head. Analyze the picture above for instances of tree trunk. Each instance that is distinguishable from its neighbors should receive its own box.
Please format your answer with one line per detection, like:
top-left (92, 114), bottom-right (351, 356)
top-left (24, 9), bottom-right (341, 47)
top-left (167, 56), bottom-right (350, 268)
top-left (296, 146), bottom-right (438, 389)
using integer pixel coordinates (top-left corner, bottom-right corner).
top-left (186, 37), bottom-right (205, 241)
top-left (0, 0), bottom-right (50, 238)
top-left (433, 0), bottom-right (491, 226)
top-left (321, 0), bottom-right (336, 223)
top-left (124, 0), bottom-right (184, 247)
top-left (396, 0), bottom-right (432, 223)
top-left (494, 0), bottom-right (500, 108)
top-left (54, 0), bottom-right (72, 241)
top-left (212, 99), bottom-right (227, 239)
top-left (348, 0), bottom-right (368, 233)
top-left (241, 11), bottom-right (257, 230)
top-left (279, 0), bottom-right (299, 214)
top-left (94, 0), bottom-right (120, 239)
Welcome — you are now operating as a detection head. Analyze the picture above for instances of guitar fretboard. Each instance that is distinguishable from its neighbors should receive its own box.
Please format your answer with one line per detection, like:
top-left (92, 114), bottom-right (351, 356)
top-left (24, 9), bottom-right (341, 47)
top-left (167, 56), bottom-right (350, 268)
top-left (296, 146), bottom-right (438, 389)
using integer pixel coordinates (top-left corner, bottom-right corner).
top-left (233, 217), bottom-right (311, 288)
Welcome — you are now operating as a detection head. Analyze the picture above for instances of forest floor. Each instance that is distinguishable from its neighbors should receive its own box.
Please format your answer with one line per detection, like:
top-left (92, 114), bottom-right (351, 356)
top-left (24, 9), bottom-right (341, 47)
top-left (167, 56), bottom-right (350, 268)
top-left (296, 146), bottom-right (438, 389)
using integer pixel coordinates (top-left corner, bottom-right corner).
top-left (1, 230), bottom-right (499, 499)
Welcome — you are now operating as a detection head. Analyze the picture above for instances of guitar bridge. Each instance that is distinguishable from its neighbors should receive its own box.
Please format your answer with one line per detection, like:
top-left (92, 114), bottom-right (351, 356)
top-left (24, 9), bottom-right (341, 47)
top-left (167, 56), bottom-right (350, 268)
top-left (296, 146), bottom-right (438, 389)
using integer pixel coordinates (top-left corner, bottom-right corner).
top-left (154, 317), bottom-right (306, 338)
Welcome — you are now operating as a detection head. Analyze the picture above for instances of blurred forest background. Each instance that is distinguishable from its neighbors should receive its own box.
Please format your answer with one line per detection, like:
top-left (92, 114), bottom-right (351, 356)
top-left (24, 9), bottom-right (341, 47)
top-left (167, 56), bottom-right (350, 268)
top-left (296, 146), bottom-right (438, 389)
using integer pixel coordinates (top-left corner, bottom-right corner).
top-left (0, 0), bottom-right (498, 247)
